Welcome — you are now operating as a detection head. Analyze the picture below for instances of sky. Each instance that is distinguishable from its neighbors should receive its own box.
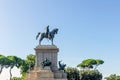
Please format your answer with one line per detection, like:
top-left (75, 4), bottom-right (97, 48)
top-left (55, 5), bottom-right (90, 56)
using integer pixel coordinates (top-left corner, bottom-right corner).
top-left (0, 0), bottom-right (120, 80)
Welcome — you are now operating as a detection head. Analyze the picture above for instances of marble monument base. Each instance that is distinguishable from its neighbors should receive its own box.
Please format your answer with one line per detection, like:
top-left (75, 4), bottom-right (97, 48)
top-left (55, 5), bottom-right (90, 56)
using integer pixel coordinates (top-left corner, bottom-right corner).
top-left (25, 67), bottom-right (67, 80)
top-left (25, 45), bottom-right (67, 80)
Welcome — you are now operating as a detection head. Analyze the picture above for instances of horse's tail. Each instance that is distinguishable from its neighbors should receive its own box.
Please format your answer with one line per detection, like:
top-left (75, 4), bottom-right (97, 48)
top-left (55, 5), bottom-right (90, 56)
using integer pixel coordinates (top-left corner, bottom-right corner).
top-left (36, 32), bottom-right (41, 40)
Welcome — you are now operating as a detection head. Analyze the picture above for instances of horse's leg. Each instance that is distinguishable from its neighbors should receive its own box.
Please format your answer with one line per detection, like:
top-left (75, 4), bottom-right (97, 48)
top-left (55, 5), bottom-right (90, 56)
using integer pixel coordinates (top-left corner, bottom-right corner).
top-left (51, 35), bottom-right (55, 45)
top-left (51, 38), bottom-right (53, 45)
top-left (39, 39), bottom-right (41, 45)
top-left (39, 37), bottom-right (43, 45)
top-left (39, 40), bottom-right (40, 45)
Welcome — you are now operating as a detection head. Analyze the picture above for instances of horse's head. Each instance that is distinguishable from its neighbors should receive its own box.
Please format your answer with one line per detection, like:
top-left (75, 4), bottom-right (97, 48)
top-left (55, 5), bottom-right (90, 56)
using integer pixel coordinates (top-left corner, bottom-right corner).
top-left (52, 28), bottom-right (58, 34)
top-left (55, 28), bottom-right (58, 34)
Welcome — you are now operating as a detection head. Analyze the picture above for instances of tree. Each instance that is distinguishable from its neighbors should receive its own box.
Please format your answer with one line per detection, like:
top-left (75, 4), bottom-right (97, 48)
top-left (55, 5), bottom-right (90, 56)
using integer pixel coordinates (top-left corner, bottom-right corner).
top-left (7, 56), bottom-right (23, 80)
top-left (0, 54), bottom-right (6, 74)
top-left (0, 54), bottom-right (10, 74)
top-left (0, 54), bottom-right (24, 79)
top-left (77, 58), bottom-right (103, 80)
top-left (20, 59), bottom-right (29, 74)
top-left (77, 59), bottom-right (104, 70)
top-left (80, 70), bottom-right (102, 80)
top-left (94, 59), bottom-right (104, 70)
top-left (65, 67), bottom-right (80, 80)
top-left (26, 54), bottom-right (35, 70)
top-left (78, 59), bottom-right (96, 69)
top-left (105, 74), bottom-right (120, 80)
top-left (20, 54), bottom-right (35, 79)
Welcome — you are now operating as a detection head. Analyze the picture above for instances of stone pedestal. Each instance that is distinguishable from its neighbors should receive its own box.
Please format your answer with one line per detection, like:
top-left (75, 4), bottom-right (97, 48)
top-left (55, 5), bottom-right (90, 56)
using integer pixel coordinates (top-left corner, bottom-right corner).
top-left (25, 45), bottom-right (67, 80)
top-left (35, 45), bottom-right (59, 71)
top-left (25, 67), bottom-right (54, 80)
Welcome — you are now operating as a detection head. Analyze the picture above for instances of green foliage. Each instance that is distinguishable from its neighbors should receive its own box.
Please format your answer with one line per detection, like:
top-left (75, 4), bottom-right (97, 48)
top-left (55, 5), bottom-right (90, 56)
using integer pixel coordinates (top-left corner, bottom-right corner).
top-left (105, 74), bottom-right (120, 80)
top-left (11, 77), bottom-right (23, 80)
top-left (96, 59), bottom-right (104, 64)
top-left (26, 54), bottom-right (35, 69)
top-left (21, 72), bottom-right (27, 80)
top-left (77, 59), bottom-right (103, 80)
top-left (20, 54), bottom-right (35, 79)
top-left (7, 56), bottom-right (23, 80)
top-left (26, 54), bottom-right (35, 63)
top-left (77, 59), bottom-right (104, 70)
top-left (20, 54), bottom-right (35, 73)
top-left (0, 54), bottom-right (36, 79)
top-left (80, 70), bottom-right (102, 80)
top-left (0, 54), bottom-right (24, 80)
top-left (20, 60), bottom-right (29, 73)
top-left (82, 59), bottom-right (97, 65)
top-left (65, 67), bottom-right (102, 80)
top-left (0, 55), bottom-right (6, 74)
top-left (66, 67), bottom-right (80, 80)
top-left (0, 54), bottom-right (11, 73)
top-left (95, 59), bottom-right (104, 69)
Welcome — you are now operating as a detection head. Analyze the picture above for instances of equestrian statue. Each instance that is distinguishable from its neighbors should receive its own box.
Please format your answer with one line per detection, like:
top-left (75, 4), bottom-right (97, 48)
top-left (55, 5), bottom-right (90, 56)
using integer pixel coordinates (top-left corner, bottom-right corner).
top-left (36, 25), bottom-right (58, 45)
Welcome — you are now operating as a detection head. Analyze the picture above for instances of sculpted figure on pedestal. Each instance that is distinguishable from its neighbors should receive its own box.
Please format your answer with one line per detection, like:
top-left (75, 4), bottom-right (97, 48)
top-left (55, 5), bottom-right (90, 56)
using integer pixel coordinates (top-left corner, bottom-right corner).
top-left (58, 61), bottom-right (66, 72)
top-left (36, 25), bottom-right (58, 45)
top-left (41, 58), bottom-right (52, 68)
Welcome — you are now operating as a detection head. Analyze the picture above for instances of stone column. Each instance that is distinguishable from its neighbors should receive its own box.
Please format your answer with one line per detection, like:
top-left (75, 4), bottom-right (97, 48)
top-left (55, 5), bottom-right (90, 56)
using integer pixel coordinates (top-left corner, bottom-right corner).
top-left (34, 45), bottom-right (59, 71)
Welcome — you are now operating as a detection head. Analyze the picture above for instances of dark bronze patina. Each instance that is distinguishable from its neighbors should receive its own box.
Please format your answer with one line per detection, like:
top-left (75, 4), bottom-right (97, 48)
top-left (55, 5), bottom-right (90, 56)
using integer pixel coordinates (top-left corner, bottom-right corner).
top-left (36, 25), bottom-right (58, 45)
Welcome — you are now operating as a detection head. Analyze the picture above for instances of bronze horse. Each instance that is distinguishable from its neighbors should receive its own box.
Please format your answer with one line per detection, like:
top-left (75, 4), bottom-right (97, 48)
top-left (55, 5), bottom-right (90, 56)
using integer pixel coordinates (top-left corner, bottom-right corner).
top-left (36, 26), bottom-right (58, 45)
